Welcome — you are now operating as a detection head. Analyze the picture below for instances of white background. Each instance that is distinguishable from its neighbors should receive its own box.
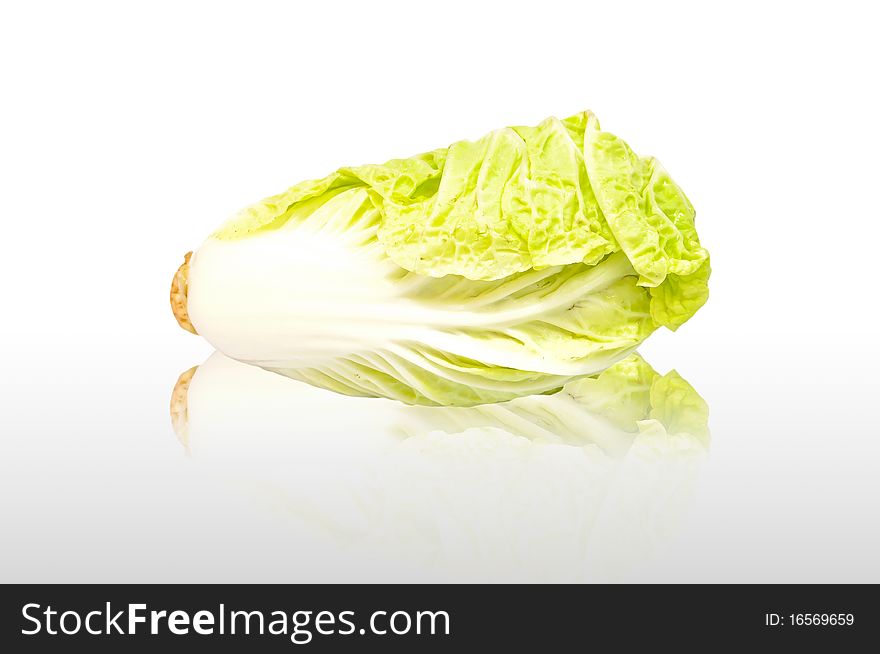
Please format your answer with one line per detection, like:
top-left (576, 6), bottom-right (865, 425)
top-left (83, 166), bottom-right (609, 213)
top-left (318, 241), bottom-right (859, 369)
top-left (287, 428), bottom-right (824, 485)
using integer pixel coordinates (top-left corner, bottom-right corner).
top-left (1, 0), bottom-right (879, 582)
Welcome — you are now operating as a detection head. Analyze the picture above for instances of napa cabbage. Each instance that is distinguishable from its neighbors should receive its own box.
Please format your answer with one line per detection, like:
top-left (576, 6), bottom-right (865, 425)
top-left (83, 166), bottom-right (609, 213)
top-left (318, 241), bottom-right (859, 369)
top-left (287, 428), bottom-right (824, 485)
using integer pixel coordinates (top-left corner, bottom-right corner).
top-left (173, 111), bottom-right (709, 406)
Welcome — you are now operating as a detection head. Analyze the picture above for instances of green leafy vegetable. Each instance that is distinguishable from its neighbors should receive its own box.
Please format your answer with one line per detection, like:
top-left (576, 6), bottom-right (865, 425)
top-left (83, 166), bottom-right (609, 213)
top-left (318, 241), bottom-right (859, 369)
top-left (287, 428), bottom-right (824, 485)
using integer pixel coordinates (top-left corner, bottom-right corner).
top-left (179, 111), bottom-right (709, 406)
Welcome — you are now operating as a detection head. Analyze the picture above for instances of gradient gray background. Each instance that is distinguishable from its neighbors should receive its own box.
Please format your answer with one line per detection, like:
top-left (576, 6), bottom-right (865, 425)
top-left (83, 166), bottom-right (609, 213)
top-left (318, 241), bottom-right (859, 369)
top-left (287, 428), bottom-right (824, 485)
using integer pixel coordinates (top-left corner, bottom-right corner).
top-left (2, 0), bottom-right (878, 583)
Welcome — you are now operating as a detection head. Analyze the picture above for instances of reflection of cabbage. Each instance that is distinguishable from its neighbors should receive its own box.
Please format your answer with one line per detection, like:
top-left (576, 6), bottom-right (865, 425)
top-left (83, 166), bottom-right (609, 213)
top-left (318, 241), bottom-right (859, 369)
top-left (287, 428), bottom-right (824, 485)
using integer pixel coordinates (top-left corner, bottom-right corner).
top-left (176, 112), bottom-right (709, 406)
top-left (397, 353), bottom-right (709, 455)
top-left (173, 353), bottom-right (709, 582)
